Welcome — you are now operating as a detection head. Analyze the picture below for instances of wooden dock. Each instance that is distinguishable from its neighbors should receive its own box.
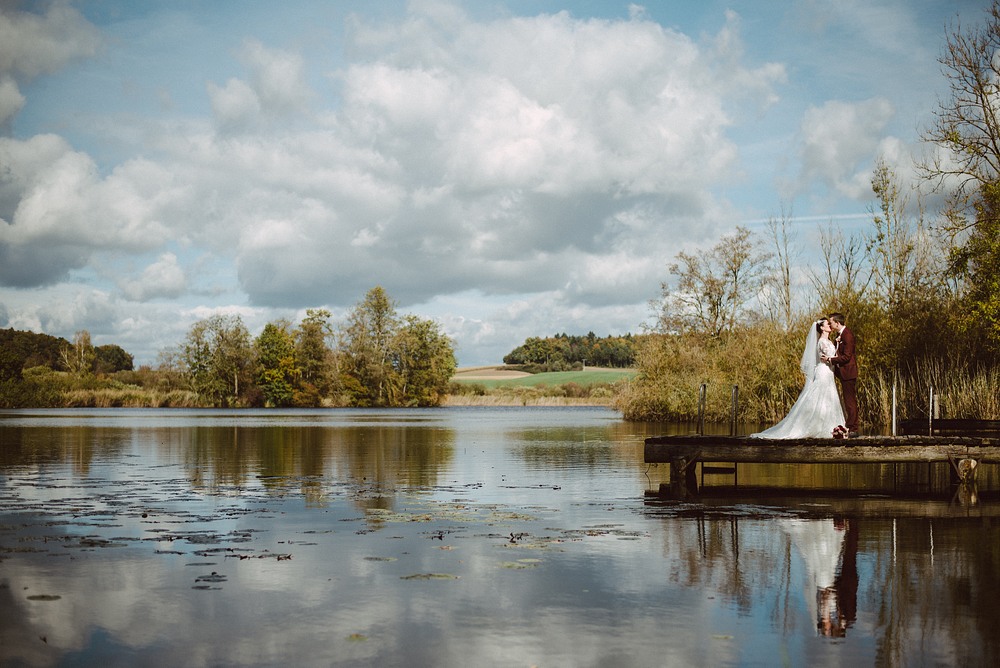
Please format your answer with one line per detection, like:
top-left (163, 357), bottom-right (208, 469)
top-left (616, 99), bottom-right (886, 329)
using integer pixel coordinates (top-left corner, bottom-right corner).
top-left (645, 434), bottom-right (1000, 465)
top-left (644, 433), bottom-right (1000, 495)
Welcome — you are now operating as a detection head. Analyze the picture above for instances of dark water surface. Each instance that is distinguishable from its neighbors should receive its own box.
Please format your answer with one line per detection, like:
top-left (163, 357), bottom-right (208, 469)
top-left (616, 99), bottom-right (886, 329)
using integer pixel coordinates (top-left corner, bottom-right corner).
top-left (1, 407), bottom-right (998, 667)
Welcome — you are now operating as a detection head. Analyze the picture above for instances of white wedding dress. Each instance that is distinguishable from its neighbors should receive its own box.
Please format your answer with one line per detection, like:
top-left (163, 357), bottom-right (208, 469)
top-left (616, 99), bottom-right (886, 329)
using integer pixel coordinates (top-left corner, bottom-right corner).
top-left (751, 326), bottom-right (845, 439)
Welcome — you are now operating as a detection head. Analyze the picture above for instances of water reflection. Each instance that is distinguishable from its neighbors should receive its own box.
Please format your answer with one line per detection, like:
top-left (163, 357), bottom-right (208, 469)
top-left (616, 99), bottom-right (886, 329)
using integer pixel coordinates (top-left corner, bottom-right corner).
top-left (781, 517), bottom-right (856, 637)
top-left (1, 409), bottom-right (998, 667)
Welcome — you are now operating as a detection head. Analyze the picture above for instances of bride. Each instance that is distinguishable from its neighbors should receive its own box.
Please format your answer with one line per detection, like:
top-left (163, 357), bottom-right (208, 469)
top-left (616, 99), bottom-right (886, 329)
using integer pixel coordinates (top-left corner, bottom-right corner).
top-left (751, 319), bottom-right (845, 439)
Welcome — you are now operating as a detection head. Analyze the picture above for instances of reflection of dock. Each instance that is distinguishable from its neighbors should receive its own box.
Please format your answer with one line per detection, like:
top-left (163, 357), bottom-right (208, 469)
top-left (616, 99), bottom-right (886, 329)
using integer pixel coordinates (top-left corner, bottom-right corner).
top-left (644, 434), bottom-right (1000, 495)
top-left (643, 487), bottom-right (1000, 517)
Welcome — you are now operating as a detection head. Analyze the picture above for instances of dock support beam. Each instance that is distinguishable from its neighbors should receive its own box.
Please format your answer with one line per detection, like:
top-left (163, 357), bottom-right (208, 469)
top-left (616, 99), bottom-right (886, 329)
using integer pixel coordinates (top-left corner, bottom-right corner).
top-left (669, 456), bottom-right (699, 497)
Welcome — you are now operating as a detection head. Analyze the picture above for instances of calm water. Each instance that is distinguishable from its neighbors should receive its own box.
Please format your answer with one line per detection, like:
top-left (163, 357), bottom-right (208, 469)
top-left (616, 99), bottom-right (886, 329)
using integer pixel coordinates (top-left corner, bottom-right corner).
top-left (1, 407), bottom-right (998, 667)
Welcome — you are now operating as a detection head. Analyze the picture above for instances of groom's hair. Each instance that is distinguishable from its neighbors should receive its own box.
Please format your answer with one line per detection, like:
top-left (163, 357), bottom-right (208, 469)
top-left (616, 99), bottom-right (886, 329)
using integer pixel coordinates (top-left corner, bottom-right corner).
top-left (829, 312), bottom-right (846, 325)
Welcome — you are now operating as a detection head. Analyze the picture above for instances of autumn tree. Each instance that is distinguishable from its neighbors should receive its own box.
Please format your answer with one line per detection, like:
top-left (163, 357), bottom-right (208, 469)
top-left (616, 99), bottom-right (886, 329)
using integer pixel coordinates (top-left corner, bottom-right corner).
top-left (296, 308), bottom-right (336, 402)
top-left (394, 315), bottom-right (456, 406)
top-left (341, 286), bottom-right (402, 406)
top-left (340, 286), bottom-right (456, 407)
top-left (255, 320), bottom-right (299, 407)
top-left (60, 330), bottom-right (96, 376)
top-left (182, 314), bottom-right (254, 406)
top-left (658, 226), bottom-right (772, 336)
top-left (922, 0), bottom-right (1000, 347)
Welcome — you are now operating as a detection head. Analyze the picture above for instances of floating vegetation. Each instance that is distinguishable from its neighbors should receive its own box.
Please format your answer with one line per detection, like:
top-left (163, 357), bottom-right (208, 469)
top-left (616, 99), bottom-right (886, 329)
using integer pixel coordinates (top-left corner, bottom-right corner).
top-left (500, 559), bottom-right (542, 569)
top-left (399, 573), bottom-right (460, 580)
top-left (26, 594), bottom-right (61, 601)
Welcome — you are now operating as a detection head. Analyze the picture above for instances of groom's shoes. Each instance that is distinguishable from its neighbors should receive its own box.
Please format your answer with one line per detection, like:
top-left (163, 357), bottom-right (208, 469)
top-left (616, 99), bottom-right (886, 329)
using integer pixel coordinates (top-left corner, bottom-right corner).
top-left (847, 431), bottom-right (860, 439)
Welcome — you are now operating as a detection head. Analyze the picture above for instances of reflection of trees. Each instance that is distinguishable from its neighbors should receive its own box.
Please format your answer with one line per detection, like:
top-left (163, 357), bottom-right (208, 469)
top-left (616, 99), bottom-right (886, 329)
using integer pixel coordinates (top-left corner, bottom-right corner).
top-left (511, 421), bottom-right (664, 470)
top-left (0, 425), bottom-right (130, 475)
top-left (179, 424), bottom-right (454, 508)
top-left (871, 518), bottom-right (1000, 667)
top-left (654, 513), bottom-right (1000, 665)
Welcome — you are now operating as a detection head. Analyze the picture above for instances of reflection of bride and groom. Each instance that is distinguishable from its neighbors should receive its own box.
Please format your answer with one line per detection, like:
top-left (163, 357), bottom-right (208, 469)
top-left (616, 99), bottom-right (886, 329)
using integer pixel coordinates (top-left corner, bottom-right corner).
top-left (781, 517), bottom-right (859, 637)
top-left (751, 313), bottom-right (859, 440)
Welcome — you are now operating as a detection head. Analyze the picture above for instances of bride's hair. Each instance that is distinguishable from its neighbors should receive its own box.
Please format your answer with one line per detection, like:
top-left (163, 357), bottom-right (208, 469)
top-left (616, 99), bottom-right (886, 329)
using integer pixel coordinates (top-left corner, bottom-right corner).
top-left (815, 319), bottom-right (827, 334)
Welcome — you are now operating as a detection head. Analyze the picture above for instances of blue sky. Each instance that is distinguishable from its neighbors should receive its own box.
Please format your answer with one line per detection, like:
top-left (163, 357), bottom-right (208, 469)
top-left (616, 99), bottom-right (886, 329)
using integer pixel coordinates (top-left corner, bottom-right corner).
top-left (0, 0), bottom-right (987, 366)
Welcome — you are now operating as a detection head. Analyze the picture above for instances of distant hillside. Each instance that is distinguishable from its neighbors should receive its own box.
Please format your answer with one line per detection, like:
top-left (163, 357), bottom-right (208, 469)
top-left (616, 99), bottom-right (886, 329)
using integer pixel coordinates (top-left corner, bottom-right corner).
top-left (452, 368), bottom-right (635, 389)
top-left (502, 332), bottom-right (639, 370)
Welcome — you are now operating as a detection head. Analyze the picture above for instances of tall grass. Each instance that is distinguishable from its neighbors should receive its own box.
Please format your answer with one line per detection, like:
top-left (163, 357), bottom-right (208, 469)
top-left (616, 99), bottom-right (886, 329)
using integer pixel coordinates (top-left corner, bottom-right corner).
top-left (864, 362), bottom-right (1000, 424)
top-left (62, 388), bottom-right (201, 408)
top-left (614, 325), bottom-right (1000, 426)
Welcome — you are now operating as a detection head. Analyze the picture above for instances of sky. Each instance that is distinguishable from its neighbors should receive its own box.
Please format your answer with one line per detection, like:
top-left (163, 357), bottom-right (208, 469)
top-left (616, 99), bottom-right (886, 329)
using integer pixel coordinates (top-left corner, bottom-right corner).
top-left (0, 0), bottom-right (988, 367)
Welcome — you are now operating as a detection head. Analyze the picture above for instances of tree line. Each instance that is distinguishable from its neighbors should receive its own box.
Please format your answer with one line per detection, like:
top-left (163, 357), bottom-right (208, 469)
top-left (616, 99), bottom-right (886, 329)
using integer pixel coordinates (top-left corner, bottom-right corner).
top-left (502, 332), bottom-right (637, 370)
top-left (0, 287), bottom-right (456, 409)
top-left (617, 4), bottom-right (1000, 425)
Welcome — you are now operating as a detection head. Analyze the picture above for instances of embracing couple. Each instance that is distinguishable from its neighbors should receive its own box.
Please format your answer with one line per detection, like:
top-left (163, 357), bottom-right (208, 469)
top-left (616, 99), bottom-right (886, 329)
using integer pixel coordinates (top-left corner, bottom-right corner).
top-left (751, 313), bottom-right (858, 440)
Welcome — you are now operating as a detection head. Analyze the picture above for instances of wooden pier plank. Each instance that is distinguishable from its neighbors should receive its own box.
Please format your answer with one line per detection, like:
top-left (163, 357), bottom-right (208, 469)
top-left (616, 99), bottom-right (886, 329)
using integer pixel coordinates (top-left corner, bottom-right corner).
top-left (644, 435), bottom-right (1000, 465)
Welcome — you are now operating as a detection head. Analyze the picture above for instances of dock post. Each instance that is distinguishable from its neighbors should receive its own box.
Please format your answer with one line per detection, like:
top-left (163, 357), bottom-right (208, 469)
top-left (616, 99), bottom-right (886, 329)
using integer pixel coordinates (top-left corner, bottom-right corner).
top-left (729, 385), bottom-right (739, 437)
top-left (697, 383), bottom-right (707, 435)
top-left (892, 374), bottom-right (897, 437)
top-left (928, 386), bottom-right (934, 436)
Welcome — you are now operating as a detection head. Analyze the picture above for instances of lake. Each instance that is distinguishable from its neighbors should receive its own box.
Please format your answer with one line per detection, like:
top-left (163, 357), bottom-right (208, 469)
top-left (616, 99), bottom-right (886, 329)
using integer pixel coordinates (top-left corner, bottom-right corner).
top-left (1, 407), bottom-right (998, 667)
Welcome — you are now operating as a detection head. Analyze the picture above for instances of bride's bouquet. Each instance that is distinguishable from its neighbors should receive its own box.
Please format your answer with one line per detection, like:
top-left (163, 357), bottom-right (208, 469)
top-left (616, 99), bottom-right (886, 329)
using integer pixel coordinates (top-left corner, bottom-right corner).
top-left (832, 425), bottom-right (848, 439)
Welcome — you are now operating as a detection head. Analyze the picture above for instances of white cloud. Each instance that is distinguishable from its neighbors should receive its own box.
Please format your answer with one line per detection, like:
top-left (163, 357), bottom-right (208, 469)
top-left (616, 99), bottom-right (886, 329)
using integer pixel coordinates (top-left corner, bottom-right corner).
top-left (0, 74), bottom-right (24, 125)
top-left (120, 252), bottom-right (188, 302)
top-left (0, 136), bottom-right (177, 286)
top-left (208, 77), bottom-right (261, 130)
top-left (5, 0), bottom-right (958, 365)
top-left (0, 2), bottom-right (101, 80)
top-left (794, 97), bottom-right (895, 200)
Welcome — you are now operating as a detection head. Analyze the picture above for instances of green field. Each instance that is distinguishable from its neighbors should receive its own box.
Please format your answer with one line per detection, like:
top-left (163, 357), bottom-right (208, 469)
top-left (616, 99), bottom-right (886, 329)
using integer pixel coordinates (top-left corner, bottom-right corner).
top-left (451, 369), bottom-right (635, 389)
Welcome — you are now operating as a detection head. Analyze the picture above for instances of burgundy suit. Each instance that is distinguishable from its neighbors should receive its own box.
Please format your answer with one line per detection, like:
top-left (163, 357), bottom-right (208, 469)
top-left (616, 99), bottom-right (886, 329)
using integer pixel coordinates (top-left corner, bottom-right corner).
top-left (830, 327), bottom-right (858, 432)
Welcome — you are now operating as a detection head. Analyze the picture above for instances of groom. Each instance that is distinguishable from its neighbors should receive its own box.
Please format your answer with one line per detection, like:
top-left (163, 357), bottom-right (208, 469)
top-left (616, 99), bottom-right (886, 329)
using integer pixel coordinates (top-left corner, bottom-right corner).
top-left (823, 313), bottom-right (858, 438)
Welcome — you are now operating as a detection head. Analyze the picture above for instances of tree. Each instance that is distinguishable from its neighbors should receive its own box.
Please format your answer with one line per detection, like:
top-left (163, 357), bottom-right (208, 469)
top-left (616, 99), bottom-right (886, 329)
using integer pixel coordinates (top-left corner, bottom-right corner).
top-left (341, 286), bottom-right (401, 406)
top-left (95, 344), bottom-right (134, 374)
top-left (255, 320), bottom-right (299, 407)
top-left (763, 206), bottom-right (799, 331)
top-left (659, 226), bottom-right (772, 336)
top-left (867, 157), bottom-right (927, 306)
top-left (182, 314), bottom-right (254, 406)
top-left (339, 287), bottom-right (456, 406)
top-left (296, 308), bottom-right (335, 399)
top-left (809, 221), bottom-right (869, 315)
top-left (394, 315), bottom-right (456, 406)
top-left (60, 330), bottom-right (96, 376)
top-left (921, 1), bottom-right (1000, 345)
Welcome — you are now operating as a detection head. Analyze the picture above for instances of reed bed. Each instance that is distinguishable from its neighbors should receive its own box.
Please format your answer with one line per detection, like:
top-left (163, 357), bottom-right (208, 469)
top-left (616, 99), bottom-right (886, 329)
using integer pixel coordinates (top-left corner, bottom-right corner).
top-left (444, 394), bottom-right (613, 407)
top-left (62, 388), bottom-right (201, 408)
